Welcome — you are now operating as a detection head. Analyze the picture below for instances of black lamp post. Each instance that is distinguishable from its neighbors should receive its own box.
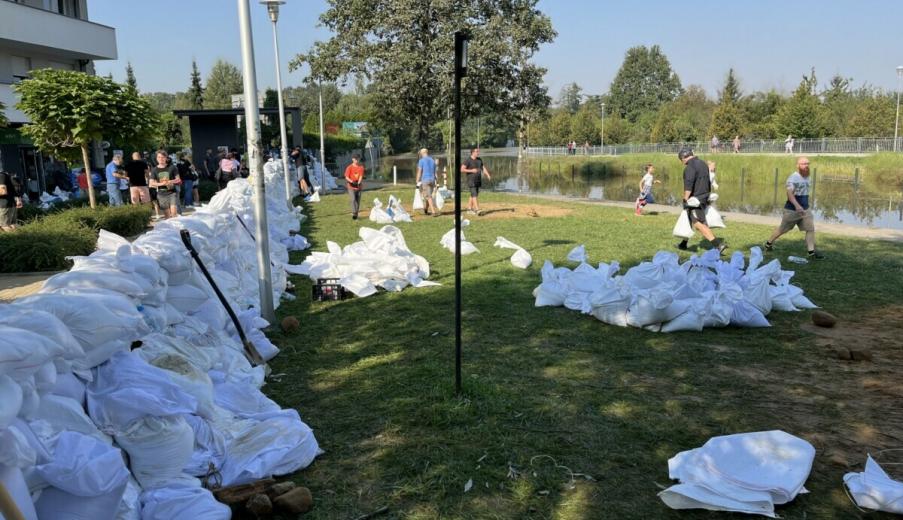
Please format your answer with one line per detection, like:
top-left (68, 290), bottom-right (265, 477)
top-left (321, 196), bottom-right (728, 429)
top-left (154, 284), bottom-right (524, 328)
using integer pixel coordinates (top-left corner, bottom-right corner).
top-left (454, 30), bottom-right (469, 395)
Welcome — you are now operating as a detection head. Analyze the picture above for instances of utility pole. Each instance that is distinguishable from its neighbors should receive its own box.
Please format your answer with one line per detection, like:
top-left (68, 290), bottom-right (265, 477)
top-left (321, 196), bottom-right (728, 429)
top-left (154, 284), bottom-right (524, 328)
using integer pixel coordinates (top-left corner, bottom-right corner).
top-left (260, 0), bottom-right (292, 207)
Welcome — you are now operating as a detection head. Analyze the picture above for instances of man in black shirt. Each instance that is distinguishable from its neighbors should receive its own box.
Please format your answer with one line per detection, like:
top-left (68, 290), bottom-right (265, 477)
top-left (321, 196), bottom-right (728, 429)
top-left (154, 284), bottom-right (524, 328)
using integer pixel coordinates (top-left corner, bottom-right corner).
top-left (203, 149), bottom-right (218, 181)
top-left (149, 150), bottom-right (181, 219)
top-left (460, 147), bottom-right (491, 215)
top-left (0, 170), bottom-right (23, 231)
top-left (124, 152), bottom-right (151, 204)
top-left (677, 147), bottom-right (725, 254)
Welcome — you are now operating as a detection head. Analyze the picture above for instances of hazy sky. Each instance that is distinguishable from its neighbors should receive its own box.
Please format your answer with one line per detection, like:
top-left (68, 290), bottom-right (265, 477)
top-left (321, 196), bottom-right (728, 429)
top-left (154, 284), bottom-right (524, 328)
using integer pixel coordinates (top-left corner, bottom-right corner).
top-left (90, 0), bottom-right (903, 100)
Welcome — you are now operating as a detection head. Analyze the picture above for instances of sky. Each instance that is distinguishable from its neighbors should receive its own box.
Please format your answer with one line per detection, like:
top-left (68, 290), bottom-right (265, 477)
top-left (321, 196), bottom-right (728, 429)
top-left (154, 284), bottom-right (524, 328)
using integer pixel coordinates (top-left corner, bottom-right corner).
top-left (90, 0), bottom-right (903, 100)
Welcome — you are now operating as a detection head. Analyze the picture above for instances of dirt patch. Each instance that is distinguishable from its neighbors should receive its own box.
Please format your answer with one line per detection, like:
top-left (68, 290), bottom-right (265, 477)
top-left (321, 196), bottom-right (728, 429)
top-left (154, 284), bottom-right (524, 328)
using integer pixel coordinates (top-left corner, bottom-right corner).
top-left (440, 203), bottom-right (573, 220)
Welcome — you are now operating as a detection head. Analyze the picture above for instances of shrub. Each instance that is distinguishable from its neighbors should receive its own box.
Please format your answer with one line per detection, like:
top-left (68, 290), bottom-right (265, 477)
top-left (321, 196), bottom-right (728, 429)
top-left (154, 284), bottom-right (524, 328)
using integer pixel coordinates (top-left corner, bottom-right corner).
top-left (51, 205), bottom-right (152, 238)
top-left (0, 218), bottom-right (96, 272)
top-left (197, 179), bottom-right (219, 202)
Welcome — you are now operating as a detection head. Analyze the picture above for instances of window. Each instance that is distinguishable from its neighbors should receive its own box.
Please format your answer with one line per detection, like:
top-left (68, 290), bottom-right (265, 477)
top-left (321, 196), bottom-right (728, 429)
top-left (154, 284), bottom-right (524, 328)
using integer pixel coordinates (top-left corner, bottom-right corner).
top-left (57, 0), bottom-right (79, 18)
top-left (11, 56), bottom-right (31, 83)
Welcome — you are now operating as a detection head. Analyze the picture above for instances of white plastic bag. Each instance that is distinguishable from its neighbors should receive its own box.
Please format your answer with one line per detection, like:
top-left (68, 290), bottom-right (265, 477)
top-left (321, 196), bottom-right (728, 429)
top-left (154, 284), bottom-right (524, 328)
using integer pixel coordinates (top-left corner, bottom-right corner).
top-left (673, 211), bottom-right (694, 239)
top-left (706, 206), bottom-right (726, 228)
top-left (567, 244), bottom-right (587, 263)
top-left (115, 415), bottom-right (195, 489)
top-left (412, 188), bottom-right (424, 210)
top-left (510, 249), bottom-right (533, 269)
top-left (434, 189), bottom-right (445, 210)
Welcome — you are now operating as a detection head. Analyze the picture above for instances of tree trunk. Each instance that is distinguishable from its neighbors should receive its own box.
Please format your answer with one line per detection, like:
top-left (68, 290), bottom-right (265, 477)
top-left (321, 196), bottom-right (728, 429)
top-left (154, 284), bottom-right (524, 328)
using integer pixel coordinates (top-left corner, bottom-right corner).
top-left (81, 144), bottom-right (96, 209)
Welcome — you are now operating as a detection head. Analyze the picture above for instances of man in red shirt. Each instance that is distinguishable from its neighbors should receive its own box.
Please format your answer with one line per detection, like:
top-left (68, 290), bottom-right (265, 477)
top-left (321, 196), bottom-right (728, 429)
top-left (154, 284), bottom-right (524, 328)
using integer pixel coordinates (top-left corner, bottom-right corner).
top-left (344, 153), bottom-right (365, 220)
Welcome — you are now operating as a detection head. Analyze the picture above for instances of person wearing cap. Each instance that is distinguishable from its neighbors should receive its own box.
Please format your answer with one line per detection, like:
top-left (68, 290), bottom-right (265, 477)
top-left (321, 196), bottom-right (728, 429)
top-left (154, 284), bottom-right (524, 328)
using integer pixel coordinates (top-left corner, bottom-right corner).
top-left (677, 147), bottom-right (726, 254)
top-left (764, 156), bottom-right (824, 259)
top-left (416, 148), bottom-right (439, 216)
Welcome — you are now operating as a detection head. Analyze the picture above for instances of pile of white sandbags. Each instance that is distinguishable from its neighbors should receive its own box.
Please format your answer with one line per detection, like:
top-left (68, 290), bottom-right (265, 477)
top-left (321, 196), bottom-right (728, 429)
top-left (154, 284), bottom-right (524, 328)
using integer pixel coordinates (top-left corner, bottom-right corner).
top-left (369, 196), bottom-right (412, 224)
top-left (290, 225), bottom-right (438, 297)
top-left (534, 246), bottom-right (816, 331)
top-left (0, 167), bottom-right (320, 519)
top-left (310, 160), bottom-right (338, 193)
top-left (660, 430), bottom-right (815, 517)
top-left (844, 456), bottom-right (903, 514)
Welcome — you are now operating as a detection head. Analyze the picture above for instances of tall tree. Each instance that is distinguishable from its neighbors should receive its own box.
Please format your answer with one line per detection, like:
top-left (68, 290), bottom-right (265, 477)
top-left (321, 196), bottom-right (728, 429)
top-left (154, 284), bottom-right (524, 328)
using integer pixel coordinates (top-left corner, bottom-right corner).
top-left (717, 68), bottom-right (741, 104)
top-left (651, 85), bottom-right (714, 142)
top-left (125, 62), bottom-right (138, 92)
top-left (558, 82), bottom-right (583, 114)
top-left (15, 69), bottom-right (160, 208)
top-left (775, 69), bottom-right (825, 138)
top-left (204, 59), bottom-right (243, 109)
top-left (845, 94), bottom-right (896, 137)
top-left (709, 68), bottom-right (745, 138)
top-left (292, 0), bottom-right (556, 147)
top-left (188, 60), bottom-right (204, 109)
top-left (607, 45), bottom-right (682, 122)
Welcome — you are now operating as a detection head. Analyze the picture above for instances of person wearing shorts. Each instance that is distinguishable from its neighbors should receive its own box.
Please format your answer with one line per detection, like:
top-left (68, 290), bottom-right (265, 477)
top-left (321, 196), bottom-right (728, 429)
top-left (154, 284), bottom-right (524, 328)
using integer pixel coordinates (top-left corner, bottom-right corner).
top-left (416, 148), bottom-right (439, 216)
top-left (676, 147), bottom-right (725, 254)
top-left (635, 163), bottom-right (661, 216)
top-left (0, 170), bottom-right (23, 231)
top-left (765, 156), bottom-right (824, 259)
top-left (149, 151), bottom-right (181, 219)
top-left (461, 147), bottom-right (491, 215)
top-left (125, 152), bottom-right (151, 204)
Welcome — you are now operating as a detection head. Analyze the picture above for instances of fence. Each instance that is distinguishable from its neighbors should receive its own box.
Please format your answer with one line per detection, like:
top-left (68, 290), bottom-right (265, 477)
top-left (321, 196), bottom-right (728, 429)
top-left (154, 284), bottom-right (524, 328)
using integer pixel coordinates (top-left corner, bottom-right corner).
top-left (526, 137), bottom-right (903, 157)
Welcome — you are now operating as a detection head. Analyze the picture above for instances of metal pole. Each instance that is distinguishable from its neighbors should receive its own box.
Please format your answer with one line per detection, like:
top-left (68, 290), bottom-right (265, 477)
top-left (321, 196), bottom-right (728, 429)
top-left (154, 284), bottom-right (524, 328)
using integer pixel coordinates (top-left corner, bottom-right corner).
top-left (318, 79), bottom-right (326, 190)
top-left (454, 31), bottom-right (466, 396)
top-left (600, 102), bottom-right (605, 153)
top-left (393, 165), bottom-right (397, 185)
top-left (266, 6), bottom-right (292, 207)
top-left (237, 0), bottom-right (275, 322)
top-left (895, 66), bottom-right (903, 152)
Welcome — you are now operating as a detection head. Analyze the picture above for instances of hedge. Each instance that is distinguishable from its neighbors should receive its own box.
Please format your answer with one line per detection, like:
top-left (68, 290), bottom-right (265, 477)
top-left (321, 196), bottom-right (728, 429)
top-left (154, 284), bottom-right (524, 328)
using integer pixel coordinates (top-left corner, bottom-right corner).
top-left (0, 204), bottom-right (152, 273)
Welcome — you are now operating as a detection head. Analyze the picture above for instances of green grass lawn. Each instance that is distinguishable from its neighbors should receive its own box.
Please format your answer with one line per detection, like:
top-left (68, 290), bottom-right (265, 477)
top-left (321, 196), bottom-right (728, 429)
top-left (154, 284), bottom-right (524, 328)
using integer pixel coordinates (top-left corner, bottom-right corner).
top-left (265, 186), bottom-right (903, 519)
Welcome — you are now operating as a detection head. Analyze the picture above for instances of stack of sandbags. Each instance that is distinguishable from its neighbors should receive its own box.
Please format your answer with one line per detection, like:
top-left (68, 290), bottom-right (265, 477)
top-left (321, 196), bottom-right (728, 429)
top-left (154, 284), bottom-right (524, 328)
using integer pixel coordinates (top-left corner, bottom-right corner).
top-left (370, 196), bottom-right (412, 224)
top-left (659, 430), bottom-right (815, 517)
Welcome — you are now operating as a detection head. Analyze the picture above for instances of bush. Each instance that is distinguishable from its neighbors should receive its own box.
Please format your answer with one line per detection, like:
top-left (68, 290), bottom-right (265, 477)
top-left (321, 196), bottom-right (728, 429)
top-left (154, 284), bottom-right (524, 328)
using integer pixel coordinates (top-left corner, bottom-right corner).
top-left (51, 205), bottom-right (152, 238)
top-left (197, 179), bottom-right (218, 202)
top-left (0, 218), bottom-right (96, 272)
top-left (16, 195), bottom-right (106, 224)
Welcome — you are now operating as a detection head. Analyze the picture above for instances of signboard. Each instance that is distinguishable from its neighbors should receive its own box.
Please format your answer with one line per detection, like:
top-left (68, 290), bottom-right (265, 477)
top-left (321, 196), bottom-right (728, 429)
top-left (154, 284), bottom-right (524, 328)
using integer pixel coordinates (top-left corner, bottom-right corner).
top-left (342, 121), bottom-right (369, 137)
top-left (325, 123), bottom-right (340, 135)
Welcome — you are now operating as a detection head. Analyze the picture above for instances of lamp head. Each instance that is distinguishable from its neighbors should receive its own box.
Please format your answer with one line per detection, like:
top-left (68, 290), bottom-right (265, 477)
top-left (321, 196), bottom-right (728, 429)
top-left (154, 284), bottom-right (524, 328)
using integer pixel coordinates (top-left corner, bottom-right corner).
top-left (260, 0), bottom-right (285, 22)
top-left (897, 65), bottom-right (903, 78)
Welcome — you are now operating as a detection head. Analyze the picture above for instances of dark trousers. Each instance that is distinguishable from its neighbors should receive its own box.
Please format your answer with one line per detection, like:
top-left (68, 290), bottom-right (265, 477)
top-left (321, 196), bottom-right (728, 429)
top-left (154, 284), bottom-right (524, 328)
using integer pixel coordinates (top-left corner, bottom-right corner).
top-left (349, 189), bottom-right (361, 216)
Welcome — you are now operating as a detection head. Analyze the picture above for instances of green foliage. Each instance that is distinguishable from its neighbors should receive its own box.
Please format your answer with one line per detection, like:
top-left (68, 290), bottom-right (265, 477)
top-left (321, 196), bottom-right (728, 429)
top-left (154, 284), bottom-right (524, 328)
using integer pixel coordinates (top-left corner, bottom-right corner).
top-left (284, 83), bottom-right (342, 124)
top-left (15, 196), bottom-right (98, 224)
top-left (197, 179), bottom-right (218, 202)
top-left (188, 60), bottom-right (204, 109)
top-left (774, 70), bottom-right (825, 138)
top-left (126, 62), bottom-right (138, 93)
top-left (14, 69), bottom-right (161, 164)
top-left (650, 85), bottom-right (714, 142)
top-left (0, 217), bottom-right (96, 272)
top-left (293, 0), bottom-right (556, 146)
top-left (845, 95), bottom-right (897, 137)
top-left (558, 82), bottom-right (583, 113)
top-left (56, 204), bottom-right (152, 237)
top-left (569, 104), bottom-right (601, 144)
top-left (607, 45), bottom-right (682, 122)
top-left (204, 59), bottom-right (243, 109)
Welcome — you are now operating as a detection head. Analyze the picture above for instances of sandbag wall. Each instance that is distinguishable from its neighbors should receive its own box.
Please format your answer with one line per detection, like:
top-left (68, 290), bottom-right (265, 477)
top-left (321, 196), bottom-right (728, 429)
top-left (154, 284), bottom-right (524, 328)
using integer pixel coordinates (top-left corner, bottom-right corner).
top-left (0, 163), bottom-right (320, 520)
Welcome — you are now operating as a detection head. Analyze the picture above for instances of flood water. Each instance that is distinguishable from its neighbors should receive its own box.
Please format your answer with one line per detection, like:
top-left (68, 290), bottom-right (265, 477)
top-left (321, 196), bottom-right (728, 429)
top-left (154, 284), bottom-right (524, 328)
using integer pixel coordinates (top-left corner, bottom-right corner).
top-left (379, 154), bottom-right (903, 230)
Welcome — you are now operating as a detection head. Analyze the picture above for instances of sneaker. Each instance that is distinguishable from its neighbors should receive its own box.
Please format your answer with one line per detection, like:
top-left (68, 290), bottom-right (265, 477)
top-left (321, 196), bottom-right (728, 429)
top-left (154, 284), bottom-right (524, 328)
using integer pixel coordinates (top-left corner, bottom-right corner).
top-left (352, 214), bottom-right (358, 220)
top-left (717, 243), bottom-right (728, 255)
top-left (764, 241), bottom-right (773, 251)
top-left (808, 250), bottom-right (825, 260)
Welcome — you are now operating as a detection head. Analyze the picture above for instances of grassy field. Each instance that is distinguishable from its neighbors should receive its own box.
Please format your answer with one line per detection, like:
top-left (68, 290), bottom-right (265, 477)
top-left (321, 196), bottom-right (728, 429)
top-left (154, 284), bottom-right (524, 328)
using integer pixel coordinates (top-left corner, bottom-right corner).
top-left (266, 186), bottom-right (903, 519)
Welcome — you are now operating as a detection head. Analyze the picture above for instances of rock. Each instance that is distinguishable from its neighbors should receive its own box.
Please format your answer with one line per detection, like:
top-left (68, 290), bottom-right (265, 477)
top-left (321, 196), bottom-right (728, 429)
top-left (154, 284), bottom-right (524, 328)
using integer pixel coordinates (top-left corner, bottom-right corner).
top-left (850, 349), bottom-right (873, 362)
top-left (273, 487), bottom-right (313, 514)
top-left (266, 481), bottom-right (297, 500)
top-left (834, 347), bottom-right (852, 361)
top-left (281, 316), bottom-right (300, 333)
top-left (811, 310), bottom-right (837, 328)
top-left (246, 494), bottom-right (273, 517)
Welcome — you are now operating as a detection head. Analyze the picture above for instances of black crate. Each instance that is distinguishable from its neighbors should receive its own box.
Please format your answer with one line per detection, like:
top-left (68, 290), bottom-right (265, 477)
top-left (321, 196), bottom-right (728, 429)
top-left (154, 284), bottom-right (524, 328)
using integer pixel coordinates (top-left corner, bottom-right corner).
top-left (312, 278), bottom-right (348, 301)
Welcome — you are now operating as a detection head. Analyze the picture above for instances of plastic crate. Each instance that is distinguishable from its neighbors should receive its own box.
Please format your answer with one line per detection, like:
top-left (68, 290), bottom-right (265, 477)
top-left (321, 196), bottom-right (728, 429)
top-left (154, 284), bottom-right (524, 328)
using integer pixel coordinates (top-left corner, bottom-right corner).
top-left (312, 278), bottom-right (348, 301)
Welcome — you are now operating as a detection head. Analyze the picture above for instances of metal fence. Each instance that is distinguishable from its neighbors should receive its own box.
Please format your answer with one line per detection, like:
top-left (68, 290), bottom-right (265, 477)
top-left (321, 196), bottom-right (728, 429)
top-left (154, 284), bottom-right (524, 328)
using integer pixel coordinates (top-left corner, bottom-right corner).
top-left (526, 137), bottom-right (903, 157)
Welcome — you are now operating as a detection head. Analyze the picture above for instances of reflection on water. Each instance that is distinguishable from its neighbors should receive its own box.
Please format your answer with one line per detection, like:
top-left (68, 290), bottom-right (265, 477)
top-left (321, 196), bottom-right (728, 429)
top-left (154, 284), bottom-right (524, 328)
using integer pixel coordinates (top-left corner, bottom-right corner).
top-left (381, 155), bottom-right (903, 230)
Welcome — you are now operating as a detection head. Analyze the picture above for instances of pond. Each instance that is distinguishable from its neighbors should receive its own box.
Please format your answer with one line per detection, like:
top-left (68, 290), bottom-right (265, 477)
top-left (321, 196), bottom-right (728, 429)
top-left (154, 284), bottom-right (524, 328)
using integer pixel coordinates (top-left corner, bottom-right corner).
top-left (379, 153), bottom-right (903, 230)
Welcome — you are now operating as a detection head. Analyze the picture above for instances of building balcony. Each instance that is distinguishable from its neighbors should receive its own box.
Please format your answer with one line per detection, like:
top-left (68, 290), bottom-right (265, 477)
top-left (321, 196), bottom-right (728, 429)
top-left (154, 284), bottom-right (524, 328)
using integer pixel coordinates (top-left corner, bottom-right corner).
top-left (0, 0), bottom-right (116, 60)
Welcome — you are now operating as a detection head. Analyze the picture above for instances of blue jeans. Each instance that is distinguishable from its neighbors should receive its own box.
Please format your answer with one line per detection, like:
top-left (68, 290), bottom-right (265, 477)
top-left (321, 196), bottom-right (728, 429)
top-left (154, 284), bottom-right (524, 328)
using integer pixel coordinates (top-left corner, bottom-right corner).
top-left (183, 179), bottom-right (194, 206)
top-left (107, 183), bottom-right (122, 206)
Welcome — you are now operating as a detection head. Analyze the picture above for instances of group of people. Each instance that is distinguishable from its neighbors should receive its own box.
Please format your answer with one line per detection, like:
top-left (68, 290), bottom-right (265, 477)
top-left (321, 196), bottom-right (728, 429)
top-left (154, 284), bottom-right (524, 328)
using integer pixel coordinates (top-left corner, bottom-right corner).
top-left (104, 150), bottom-right (200, 219)
top-left (709, 135), bottom-right (743, 153)
top-left (636, 147), bottom-right (824, 259)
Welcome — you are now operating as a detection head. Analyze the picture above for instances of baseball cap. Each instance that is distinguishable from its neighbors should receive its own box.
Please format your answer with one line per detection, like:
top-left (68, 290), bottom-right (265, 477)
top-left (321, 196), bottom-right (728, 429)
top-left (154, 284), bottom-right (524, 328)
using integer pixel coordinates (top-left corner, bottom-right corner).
top-left (677, 147), bottom-right (693, 160)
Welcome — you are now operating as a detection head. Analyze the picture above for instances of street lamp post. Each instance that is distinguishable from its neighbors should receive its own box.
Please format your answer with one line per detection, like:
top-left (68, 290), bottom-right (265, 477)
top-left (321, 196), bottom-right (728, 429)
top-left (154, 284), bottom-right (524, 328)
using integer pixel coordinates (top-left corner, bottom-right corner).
top-left (318, 80), bottom-right (326, 191)
top-left (453, 31), bottom-right (469, 396)
top-left (895, 66), bottom-right (903, 153)
top-left (600, 102), bottom-right (605, 155)
top-left (237, 0), bottom-right (275, 322)
top-left (260, 0), bottom-right (292, 208)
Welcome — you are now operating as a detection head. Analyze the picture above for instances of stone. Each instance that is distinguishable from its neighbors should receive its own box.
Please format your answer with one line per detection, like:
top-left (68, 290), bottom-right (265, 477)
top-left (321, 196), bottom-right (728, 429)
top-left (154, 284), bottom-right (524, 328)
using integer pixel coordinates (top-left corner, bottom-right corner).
top-left (834, 347), bottom-right (852, 361)
top-left (281, 316), bottom-right (300, 333)
top-left (246, 494), bottom-right (273, 517)
top-left (811, 310), bottom-right (837, 328)
top-left (273, 487), bottom-right (313, 514)
top-left (266, 481), bottom-right (297, 500)
top-left (850, 349), bottom-right (873, 362)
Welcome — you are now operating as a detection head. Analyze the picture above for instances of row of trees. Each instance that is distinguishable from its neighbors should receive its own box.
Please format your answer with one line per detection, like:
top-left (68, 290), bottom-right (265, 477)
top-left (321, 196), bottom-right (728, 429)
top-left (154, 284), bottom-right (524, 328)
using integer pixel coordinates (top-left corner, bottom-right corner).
top-left (527, 45), bottom-right (898, 146)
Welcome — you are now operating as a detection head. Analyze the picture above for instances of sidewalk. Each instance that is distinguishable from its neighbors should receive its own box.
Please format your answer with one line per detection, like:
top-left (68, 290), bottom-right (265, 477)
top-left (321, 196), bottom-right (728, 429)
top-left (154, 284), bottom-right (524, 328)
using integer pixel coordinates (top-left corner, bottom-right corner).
top-left (0, 272), bottom-right (60, 303)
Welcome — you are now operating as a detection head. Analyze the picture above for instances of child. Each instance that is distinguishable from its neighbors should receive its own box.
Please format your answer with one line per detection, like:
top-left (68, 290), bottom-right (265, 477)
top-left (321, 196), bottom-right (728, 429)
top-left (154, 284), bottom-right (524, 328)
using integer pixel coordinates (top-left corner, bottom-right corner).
top-left (707, 160), bottom-right (720, 190)
top-left (635, 164), bottom-right (661, 215)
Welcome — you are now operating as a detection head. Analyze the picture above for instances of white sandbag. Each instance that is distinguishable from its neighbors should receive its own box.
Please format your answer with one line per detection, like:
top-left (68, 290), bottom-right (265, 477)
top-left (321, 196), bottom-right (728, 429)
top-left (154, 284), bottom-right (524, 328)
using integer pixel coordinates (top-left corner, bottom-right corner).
top-left (412, 188), bottom-right (424, 210)
top-left (626, 290), bottom-right (678, 327)
top-left (182, 414), bottom-right (227, 477)
top-left (115, 477), bottom-right (141, 520)
top-left (214, 381), bottom-right (281, 418)
top-left (673, 211), bottom-right (694, 239)
top-left (769, 285), bottom-right (798, 312)
top-left (115, 415), bottom-right (195, 489)
top-left (139, 353), bottom-right (216, 419)
top-left (589, 287), bottom-right (630, 327)
top-left (167, 283), bottom-right (210, 313)
top-left (304, 190), bottom-right (320, 202)
top-left (139, 480), bottom-right (231, 520)
top-left (219, 409), bottom-right (320, 486)
top-left (706, 205), bottom-right (726, 228)
top-left (340, 273), bottom-right (378, 298)
top-left (844, 455), bottom-right (903, 514)
top-left (567, 244), bottom-right (587, 263)
top-left (494, 236), bottom-right (522, 250)
top-left (0, 326), bottom-right (67, 381)
top-left (0, 464), bottom-right (38, 520)
top-left (743, 277), bottom-right (773, 315)
top-left (32, 362), bottom-right (57, 393)
top-left (511, 248), bottom-right (533, 269)
top-left (534, 281), bottom-right (568, 307)
top-left (34, 431), bottom-right (129, 520)
top-left (0, 376), bottom-right (23, 429)
top-left (434, 189), bottom-right (445, 210)
top-left (730, 300), bottom-right (771, 328)
top-left (785, 285), bottom-right (817, 309)
top-left (41, 270), bottom-right (146, 301)
top-left (0, 309), bottom-right (85, 371)
top-left (32, 394), bottom-right (110, 445)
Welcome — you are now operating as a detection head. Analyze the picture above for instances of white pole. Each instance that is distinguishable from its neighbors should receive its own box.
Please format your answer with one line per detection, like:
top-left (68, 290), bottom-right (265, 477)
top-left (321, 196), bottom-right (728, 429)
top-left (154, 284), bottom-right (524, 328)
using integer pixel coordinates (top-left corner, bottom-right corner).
top-left (237, 0), bottom-right (275, 322)
top-left (393, 165), bottom-right (397, 185)
top-left (267, 6), bottom-right (292, 207)
top-left (600, 102), bottom-right (605, 154)
top-left (318, 80), bottom-right (326, 191)
top-left (895, 66), bottom-right (903, 153)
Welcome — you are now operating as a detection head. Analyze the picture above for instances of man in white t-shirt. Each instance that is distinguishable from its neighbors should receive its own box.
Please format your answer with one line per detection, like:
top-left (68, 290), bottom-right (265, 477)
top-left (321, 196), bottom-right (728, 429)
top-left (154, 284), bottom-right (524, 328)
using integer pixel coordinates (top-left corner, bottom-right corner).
top-left (635, 163), bottom-right (661, 216)
top-left (764, 156), bottom-right (824, 259)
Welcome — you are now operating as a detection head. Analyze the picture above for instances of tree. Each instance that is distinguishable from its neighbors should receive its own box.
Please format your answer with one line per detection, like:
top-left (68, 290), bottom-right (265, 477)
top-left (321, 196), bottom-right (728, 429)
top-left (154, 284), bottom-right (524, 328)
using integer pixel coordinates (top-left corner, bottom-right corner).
top-left (15, 69), bottom-right (160, 208)
top-left (188, 60), bottom-right (204, 109)
top-left (774, 69), bottom-right (825, 138)
top-left (292, 0), bottom-right (556, 148)
top-left (741, 90), bottom-right (784, 137)
top-left (125, 62), bottom-right (137, 93)
top-left (569, 104), bottom-right (601, 144)
top-left (845, 94), bottom-right (896, 137)
top-left (651, 86), bottom-right (714, 142)
top-left (558, 82), bottom-right (583, 114)
top-left (204, 60), bottom-right (243, 109)
top-left (718, 68), bottom-right (741, 104)
top-left (607, 45), bottom-right (682, 122)
top-left (708, 69), bottom-right (745, 138)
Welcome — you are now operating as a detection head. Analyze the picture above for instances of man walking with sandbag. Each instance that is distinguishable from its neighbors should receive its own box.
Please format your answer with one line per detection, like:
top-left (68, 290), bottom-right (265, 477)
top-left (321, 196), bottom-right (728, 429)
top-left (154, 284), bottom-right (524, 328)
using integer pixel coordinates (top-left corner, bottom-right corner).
top-left (764, 156), bottom-right (825, 259)
top-left (676, 147), bottom-right (726, 254)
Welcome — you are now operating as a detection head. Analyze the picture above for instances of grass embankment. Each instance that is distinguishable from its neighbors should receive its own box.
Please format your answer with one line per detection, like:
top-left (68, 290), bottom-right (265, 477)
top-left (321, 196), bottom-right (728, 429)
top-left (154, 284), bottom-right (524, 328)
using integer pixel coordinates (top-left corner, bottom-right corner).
top-left (267, 187), bottom-right (903, 519)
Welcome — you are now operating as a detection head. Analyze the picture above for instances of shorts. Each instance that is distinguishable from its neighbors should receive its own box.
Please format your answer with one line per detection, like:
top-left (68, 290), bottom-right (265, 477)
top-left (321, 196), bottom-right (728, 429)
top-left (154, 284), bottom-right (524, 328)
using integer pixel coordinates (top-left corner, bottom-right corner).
top-left (642, 192), bottom-right (655, 205)
top-left (0, 205), bottom-right (17, 227)
top-left (687, 206), bottom-right (707, 225)
top-left (469, 186), bottom-right (480, 197)
top-left (157, 191), bottom-right (178, 210)
top-left (420, 181), bottom-right (435, 199)
top-left (149, 187), bottom-right (158, 201)
top-left (130, 186), bottom-right (151, 204)
top-left (778, 209), bottom-right (815, 233)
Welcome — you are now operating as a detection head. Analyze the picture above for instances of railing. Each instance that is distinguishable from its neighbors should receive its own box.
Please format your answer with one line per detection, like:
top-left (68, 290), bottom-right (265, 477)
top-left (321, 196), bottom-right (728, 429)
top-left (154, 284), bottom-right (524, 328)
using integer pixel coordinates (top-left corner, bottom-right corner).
top-left (526, 137), bottom-right (903, 157)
